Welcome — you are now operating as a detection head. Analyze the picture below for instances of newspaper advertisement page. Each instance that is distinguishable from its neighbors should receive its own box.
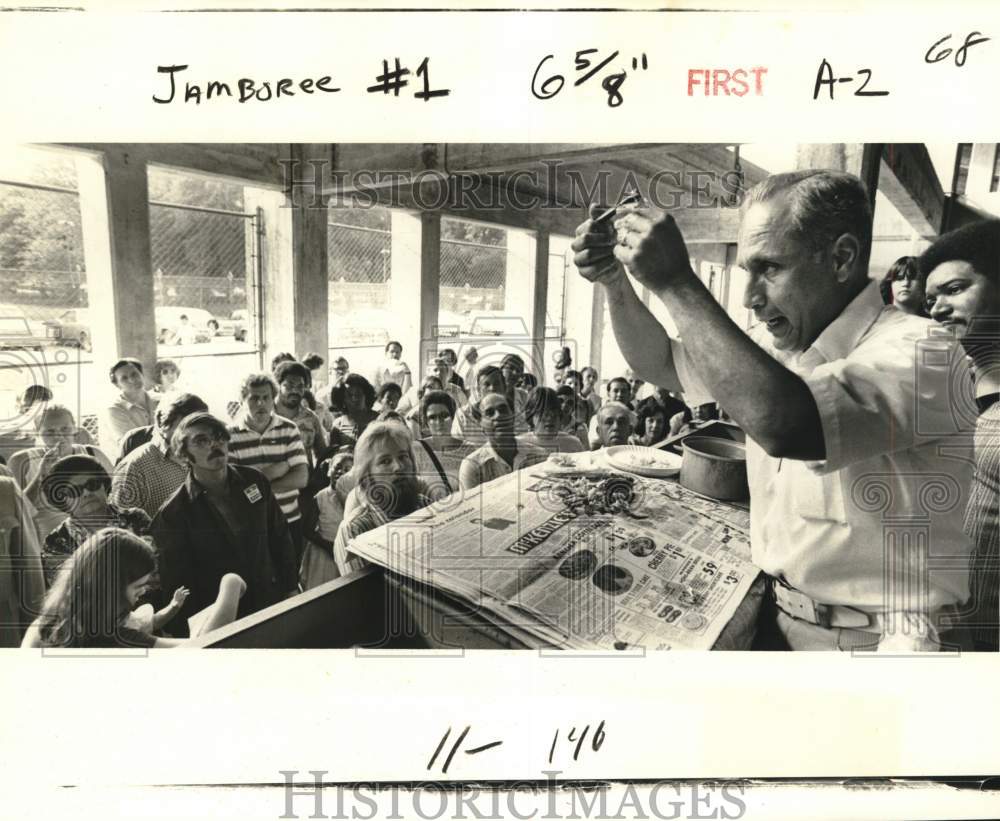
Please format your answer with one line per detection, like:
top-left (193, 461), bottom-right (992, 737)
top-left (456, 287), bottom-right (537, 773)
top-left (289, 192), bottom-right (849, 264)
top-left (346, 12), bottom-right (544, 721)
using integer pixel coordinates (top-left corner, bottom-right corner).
top-left (349, 466), bottom-right (759, 650)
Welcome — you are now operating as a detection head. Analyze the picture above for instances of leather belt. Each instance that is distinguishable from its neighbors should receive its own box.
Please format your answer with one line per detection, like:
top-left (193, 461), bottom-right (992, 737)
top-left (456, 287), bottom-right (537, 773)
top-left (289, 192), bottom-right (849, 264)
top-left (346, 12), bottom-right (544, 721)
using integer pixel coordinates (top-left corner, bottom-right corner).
top-left (767, 575), bottom-right (879, 632)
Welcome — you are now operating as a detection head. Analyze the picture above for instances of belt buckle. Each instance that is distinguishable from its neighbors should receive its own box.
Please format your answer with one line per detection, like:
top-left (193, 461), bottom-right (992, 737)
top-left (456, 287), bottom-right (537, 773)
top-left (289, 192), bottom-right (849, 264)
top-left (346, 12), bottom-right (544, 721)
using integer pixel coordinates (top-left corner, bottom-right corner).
top-left (770, 577), bottom-right (830, 628)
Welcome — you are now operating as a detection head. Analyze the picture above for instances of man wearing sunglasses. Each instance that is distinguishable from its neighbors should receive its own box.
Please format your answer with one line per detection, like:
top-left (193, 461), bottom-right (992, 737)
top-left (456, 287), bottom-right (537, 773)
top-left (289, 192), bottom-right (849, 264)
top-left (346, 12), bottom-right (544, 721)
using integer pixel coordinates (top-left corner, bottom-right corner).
top-left (151, 412), bottom-right (298, 637)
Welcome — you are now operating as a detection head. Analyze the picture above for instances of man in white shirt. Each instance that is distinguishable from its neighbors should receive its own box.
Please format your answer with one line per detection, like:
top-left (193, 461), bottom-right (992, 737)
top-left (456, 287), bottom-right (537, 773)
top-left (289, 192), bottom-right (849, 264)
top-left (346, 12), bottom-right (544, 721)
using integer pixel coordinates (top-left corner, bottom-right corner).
top-left (572, 169), bottom-right (973, 651)
top-left (173, 314), bottom-right (199, 346)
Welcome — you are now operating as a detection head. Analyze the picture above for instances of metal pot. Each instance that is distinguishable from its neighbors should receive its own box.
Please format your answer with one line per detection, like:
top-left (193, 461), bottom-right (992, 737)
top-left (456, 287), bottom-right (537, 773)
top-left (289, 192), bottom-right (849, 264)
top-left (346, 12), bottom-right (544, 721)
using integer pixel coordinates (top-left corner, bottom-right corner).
top-left (680, 436), bottom-right (749, 501)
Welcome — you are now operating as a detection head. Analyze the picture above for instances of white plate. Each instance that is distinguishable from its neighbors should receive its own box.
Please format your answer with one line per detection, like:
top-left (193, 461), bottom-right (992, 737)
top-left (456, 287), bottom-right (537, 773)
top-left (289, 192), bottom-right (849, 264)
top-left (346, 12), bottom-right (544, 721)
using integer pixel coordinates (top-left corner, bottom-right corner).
top-left (603, 445), bottom-right (682, 478)
top-left (537, 452), bottom-right (609, 477)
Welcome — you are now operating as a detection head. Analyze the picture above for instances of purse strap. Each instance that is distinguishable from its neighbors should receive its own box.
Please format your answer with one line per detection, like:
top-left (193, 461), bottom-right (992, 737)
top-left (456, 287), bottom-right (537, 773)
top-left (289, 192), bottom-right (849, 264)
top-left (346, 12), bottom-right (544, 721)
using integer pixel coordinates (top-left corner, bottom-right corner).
top-left (418, 439), bottom-right (452, 494)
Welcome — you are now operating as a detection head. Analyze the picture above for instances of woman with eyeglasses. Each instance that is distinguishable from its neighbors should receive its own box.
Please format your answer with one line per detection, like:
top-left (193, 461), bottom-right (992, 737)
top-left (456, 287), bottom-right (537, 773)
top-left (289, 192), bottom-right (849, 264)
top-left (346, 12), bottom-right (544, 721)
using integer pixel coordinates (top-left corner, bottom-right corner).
top-left (403, 375), bottom-right (444, 440)
top-left (412, 389), bottom-right (475, 499)
top-left (39, 454), bottom-right (151, 587)
top-left (880, 256), bottom-right (928, 317)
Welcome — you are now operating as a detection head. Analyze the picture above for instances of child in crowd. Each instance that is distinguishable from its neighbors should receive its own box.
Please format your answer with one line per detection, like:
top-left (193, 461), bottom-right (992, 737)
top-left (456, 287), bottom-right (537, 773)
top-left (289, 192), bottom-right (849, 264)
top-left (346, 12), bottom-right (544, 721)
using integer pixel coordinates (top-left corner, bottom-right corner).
top-left (22, 528), bottom-right (244, 648)
top-left (300, 451), bottom-right (354, 590)
top-left (376, 382), bottom-right (403, 414)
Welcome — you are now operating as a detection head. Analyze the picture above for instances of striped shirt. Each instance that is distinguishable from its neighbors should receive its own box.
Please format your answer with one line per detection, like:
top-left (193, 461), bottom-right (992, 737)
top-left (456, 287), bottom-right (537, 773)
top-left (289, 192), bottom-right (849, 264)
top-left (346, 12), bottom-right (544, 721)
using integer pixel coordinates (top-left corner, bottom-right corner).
top-left (227, 414), bottom-right (308, 522)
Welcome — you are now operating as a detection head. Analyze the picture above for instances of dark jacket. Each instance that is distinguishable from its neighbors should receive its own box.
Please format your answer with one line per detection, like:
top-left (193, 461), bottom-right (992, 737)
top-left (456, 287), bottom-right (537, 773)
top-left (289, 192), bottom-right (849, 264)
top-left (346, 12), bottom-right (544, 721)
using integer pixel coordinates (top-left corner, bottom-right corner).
top-left (150, 464), bottom-right (296, 637)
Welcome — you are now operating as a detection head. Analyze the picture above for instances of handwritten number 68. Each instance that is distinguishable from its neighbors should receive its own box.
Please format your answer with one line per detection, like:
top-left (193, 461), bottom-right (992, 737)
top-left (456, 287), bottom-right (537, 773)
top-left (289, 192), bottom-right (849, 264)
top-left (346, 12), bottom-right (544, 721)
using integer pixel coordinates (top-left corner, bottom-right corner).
top-left (925, 32), bottom-right (991, 66)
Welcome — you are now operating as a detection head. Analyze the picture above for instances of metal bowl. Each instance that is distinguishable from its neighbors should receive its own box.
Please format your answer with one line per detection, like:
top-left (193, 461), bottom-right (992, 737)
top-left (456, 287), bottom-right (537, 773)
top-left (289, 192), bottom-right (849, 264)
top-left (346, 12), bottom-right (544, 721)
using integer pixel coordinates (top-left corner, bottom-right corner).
top-left (680, 436), bottom-right (748, 501)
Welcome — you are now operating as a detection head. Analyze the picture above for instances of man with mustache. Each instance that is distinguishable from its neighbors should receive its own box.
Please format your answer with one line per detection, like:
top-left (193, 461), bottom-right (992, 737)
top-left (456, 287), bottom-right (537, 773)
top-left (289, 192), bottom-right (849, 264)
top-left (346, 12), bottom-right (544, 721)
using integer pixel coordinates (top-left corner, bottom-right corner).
top-left (573, 169), bottom-right (974, 651)
top-left (458, 391), bottom-right (547, 491)
top-left (151, 412), bottom-right (297, 636)
top-left (274, 360), bottom-right (329, 461)
top-left (920, 219), bottom-right (1000, 651)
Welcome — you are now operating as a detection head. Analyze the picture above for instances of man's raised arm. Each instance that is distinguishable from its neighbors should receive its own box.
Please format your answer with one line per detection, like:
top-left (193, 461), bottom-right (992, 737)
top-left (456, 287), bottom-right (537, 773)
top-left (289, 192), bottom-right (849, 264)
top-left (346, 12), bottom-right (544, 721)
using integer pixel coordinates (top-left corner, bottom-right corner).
top-left (571, 205), bottom-right (683, 394)
top-left (573, 203), bottom-right (825, 461)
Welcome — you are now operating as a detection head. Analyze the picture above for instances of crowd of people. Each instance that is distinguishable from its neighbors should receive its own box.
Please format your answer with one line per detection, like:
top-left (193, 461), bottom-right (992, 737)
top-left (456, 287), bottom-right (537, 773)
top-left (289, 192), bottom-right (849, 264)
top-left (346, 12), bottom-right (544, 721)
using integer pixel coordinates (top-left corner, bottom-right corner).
top-left (1, 330), bottom-right (692, 648)
top-left (2, 170), bottom-right (996, 653)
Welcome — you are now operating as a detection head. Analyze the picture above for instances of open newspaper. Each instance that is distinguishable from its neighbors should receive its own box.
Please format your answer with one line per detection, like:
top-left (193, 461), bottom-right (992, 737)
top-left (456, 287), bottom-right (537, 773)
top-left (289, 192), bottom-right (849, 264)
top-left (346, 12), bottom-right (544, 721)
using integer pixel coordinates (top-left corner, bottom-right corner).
top-left (347, 457), bottom-right (760, 650)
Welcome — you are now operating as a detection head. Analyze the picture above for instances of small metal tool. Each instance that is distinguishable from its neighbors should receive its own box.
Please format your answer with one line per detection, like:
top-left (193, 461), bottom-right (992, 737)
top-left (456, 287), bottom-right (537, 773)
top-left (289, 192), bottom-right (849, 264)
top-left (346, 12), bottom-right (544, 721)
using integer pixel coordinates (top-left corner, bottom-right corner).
top-left (593, 191), bottom-right (642, 224)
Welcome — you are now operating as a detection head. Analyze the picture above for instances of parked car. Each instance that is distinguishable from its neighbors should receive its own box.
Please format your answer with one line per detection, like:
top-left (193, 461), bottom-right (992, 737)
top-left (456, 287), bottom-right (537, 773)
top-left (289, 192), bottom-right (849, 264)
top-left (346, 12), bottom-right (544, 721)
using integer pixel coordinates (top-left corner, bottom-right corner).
top-left (0, 304), bottom-right (45, 351)
top-left (155, 307), bottom-right (215, 344)
top-left (328, 307), bottom-right (392, 348)
top-left (217, 308), bottom-right (249, 342)
top-left (43, 307), bottom-right (92, 350)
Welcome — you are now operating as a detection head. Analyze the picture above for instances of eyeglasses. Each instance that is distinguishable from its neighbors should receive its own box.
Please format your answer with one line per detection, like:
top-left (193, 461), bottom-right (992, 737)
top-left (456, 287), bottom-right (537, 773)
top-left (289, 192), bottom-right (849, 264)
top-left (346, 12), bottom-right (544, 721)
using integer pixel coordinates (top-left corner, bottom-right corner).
top-left (70, 477), bottom-right (106, 493)
top-left (892, 271), bottom-right (918, 282)
top-left (190, 432), bottom-right (228, 448)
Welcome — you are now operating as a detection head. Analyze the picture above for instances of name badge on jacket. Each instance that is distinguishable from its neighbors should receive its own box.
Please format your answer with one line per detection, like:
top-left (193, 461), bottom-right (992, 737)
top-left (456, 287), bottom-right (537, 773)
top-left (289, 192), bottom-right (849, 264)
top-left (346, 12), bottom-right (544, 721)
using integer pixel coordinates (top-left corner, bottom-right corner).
top-left (244, 484), bottom-right (263, 504)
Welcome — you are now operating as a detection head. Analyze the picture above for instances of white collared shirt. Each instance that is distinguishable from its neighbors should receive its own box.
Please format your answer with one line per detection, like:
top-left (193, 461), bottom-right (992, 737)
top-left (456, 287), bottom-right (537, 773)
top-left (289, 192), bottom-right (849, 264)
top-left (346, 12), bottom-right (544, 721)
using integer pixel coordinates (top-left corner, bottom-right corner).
top-left (458, 440), bottom-right (548, 490)
top-left (674, 280), bottom-right (974, 613)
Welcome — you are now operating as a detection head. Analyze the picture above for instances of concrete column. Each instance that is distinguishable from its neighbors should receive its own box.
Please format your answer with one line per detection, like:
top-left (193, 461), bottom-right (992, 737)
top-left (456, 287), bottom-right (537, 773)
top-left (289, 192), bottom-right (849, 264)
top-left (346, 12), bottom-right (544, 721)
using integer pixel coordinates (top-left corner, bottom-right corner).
top-left (504, 227), bottom-right (537, 350)
top-left (245, 187), bottom-right (294, 366)
top-left (287, 144), bottom-right (331, 361)
top-left (795, 143), bottom-right (881, 206)
top-left (529, 231), bottom-right (549, 381)
top-left (76, 148), bottom-right (156, 378)
top-left (560, 249), bottom-right (596, 380)
top-left (388, 210), bottom-right (429, 381)
top-left (417, 212), bottom-right (441, 381)
top-left (589, 286), bottom-right (605, 379)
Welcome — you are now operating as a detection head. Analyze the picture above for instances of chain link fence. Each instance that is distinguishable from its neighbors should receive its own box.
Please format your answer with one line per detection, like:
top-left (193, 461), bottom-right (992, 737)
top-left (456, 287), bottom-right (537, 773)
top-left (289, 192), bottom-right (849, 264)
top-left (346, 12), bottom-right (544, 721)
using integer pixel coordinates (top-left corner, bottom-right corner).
top-left (440, 218), bottom-right (507, 318)
top-left (149, 202), bottom-right (254, 337)
top-left (328, 209), bottom-right (392, 350)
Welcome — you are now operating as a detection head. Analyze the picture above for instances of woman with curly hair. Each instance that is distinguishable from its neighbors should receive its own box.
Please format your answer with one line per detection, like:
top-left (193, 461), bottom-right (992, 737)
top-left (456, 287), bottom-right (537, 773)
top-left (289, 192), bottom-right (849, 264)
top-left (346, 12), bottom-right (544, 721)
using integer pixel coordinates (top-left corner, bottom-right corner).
top-left (630, 397), bottom-right (670, 447)
top-left (22, 528), bottom-right (246, 648)
top-left (328, 373), bottom-right (378, 445)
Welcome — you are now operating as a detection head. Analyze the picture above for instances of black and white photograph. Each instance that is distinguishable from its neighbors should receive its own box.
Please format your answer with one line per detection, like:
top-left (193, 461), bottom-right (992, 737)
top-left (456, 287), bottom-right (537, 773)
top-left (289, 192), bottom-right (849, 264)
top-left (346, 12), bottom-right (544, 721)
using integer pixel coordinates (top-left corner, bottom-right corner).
top-left (1, 140), bottom-right (994, 655)
top-left (2, 3), bottom-right (1000, 820)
